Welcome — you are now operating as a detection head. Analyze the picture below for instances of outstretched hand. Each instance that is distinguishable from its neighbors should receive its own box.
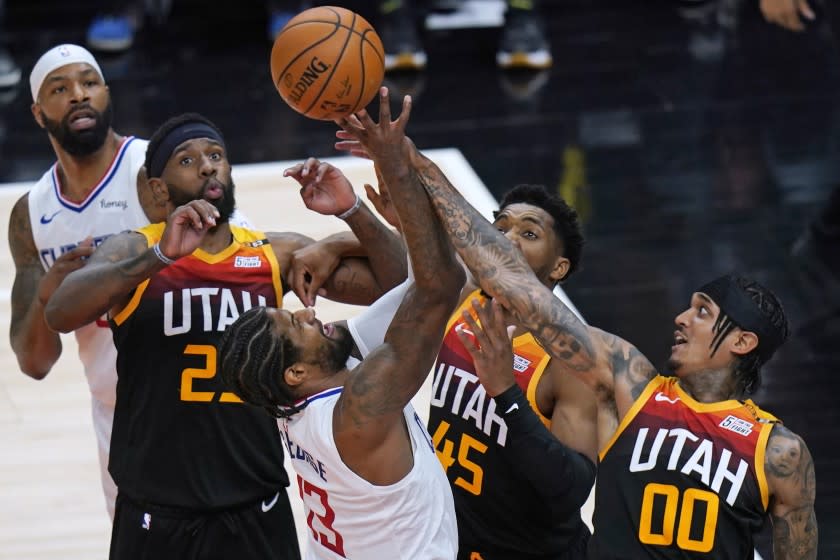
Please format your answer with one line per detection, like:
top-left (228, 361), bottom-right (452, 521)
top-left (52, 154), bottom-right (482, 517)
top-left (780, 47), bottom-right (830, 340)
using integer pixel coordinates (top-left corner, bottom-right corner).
top-left (364, 164), bottom-right (401, 231)
top-left (288, 242), bottom-right (339, 307)
top-left (760, 0), bottom-right (815, 32)
top-left (284, 157), bottom-right (359, 216)
top-left (334, 87), bottom-right (412, 166)
top-left (455, 298), bottom-right (517, 397)
top-left (158, 200), bottom-right (219, 260)
top-left (37, 237), bottom-right (96, 306)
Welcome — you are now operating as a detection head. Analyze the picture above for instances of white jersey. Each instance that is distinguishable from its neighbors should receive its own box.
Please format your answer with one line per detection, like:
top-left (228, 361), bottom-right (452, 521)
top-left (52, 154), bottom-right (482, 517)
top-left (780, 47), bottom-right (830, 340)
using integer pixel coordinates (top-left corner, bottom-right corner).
top-left (28, 136), bottom-right (149, 517)
top-left (280, 388), bottom-right (457, 560)
top-left (29, 136), bottom-right (149, 406)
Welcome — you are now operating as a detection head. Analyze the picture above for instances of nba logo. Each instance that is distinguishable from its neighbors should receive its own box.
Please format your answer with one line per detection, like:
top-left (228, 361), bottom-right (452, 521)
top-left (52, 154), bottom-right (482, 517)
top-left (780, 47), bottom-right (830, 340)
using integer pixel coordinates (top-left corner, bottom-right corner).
top-left (142, 513), bottom-right (151, 530)
top-left (58, 46), bottom-right (71, 57)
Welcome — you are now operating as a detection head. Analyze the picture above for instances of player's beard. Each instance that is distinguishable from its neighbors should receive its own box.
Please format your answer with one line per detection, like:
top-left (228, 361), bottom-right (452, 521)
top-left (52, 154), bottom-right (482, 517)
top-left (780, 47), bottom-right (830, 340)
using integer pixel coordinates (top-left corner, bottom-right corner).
top-left (320, 324), bottom-right (355, 373)
top-left (169, 177), bottom-right (237, 224)
top-left (43, 99), bottom-right (113, 157)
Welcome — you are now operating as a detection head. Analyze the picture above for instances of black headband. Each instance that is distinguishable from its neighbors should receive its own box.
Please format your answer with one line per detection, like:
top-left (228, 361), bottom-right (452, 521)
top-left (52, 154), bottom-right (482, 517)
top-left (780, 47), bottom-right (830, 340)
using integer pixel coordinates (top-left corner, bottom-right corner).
top-left (147, 122), bottom-right (225, 178)
top-left (698, 275), bottom-right (784, 362)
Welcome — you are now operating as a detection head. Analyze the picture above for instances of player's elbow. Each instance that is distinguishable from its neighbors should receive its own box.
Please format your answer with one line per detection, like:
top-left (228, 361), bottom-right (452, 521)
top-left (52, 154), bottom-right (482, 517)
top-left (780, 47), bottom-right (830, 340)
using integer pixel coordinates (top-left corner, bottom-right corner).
top-left (13, 352), bottom-right (54, 380)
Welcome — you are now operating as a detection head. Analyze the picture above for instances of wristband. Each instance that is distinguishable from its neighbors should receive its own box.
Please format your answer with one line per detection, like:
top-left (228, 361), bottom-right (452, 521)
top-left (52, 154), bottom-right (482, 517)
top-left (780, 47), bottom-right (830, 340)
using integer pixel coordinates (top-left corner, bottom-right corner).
top-left (493, 383), bottom-right (529, 416)
top-left (336, 195), bottom-right (362, 220)
top-left (152, 242), bottom-right (177, 265)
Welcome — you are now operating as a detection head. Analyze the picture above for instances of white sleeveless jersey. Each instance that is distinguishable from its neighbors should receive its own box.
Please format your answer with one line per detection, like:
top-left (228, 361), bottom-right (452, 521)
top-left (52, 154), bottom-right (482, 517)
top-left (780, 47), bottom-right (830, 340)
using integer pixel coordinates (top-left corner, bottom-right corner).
top-left (280, 388), bottom-right (458, 560)
top-left (28, 136), bottom-right (149, 406)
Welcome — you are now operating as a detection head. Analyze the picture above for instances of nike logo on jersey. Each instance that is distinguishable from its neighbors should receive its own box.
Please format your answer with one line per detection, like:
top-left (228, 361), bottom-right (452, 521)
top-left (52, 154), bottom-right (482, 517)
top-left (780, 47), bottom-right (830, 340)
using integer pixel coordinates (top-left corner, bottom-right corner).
top-left (654, 392), bottom-right (681, 404)
top-left (505, 403), bottom-right (520, 414)
top-left (39, 210), bottom-right (61, 224)
top-left (261, 492), bottom-right (280, 513)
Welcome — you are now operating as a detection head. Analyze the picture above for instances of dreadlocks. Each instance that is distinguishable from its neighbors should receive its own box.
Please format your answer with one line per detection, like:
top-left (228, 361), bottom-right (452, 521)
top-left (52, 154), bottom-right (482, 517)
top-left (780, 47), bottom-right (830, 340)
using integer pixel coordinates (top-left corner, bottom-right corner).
top-left (217, 307), bottom-right (306, 419)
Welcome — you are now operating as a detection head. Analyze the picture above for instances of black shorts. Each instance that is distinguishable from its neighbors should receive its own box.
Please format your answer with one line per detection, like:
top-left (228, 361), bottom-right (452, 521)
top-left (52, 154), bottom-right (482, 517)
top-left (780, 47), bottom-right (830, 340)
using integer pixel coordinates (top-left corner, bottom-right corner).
top-left (458, 522), bottom-right (590, 560)
top-left (109, 491), bottom-right (300, 560)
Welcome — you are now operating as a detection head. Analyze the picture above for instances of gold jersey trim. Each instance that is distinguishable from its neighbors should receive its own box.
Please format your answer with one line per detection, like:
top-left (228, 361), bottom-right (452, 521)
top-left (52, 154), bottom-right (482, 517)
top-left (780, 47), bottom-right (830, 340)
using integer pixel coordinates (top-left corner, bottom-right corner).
top-left (518, 332), bottom-right (552, 429)
top-left (598, 376), bottom-right (662, 461)
top-left (755, 420), bottom-right (774, 510)
top-left (111, 226), bottom-right (160, 326)
top-left (450, 290), bottom-right (552, 427)
top-left (112, 223), bottom-right (283, 325)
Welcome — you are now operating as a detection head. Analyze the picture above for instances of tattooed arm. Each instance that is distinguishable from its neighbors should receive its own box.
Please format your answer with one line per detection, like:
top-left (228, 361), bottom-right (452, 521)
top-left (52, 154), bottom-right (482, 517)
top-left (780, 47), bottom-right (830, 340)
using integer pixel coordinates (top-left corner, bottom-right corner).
top-left (44, 230), bottom-right (157, 332)
top-left (8, 194), bottom-right (94, 378)
top-left (766, 425), bottom-right (818, 559)
top-left (329, 89), bottom-right (464, 485)
top-left (403, 141), bottom-right (658, 425)
top-left (45, 200), bottom-right (221, 332)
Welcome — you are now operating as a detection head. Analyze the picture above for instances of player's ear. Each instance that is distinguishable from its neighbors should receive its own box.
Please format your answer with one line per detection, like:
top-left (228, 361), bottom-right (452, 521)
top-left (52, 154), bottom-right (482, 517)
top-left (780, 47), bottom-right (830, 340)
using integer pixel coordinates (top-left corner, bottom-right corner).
top-left (147, 172), bottom-right (170, 203)
top-left (730, 330), bottom-right (759, 357)
top-left (31, 103), bottom-right (45, 129)
top-left (283, 363), bottom-right (308, 388)
top-left (549, 256), bottom-right (570, 283)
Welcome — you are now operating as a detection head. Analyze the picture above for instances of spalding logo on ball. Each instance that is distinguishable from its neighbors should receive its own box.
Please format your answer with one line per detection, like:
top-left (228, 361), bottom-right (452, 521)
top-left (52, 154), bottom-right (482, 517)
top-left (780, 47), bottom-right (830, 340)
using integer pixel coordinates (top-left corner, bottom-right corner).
top-left (270, 6), bottom-right (385, 121)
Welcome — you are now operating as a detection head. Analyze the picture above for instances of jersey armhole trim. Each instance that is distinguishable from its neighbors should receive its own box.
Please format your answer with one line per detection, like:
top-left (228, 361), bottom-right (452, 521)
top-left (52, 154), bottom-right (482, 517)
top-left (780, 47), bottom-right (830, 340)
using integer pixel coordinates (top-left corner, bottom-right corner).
top-left (755, 420), bottom-right (774, 511)
top-left (525, 351), bottom-right (552, 429)
top-left (112, 279), bottom-right (150, 325)
top-left (598, 376), bottom-right (661, 462)
top-left (112, 227), bottom-right (155, 325)
top-left (261, 239), bottom-right (284, 303)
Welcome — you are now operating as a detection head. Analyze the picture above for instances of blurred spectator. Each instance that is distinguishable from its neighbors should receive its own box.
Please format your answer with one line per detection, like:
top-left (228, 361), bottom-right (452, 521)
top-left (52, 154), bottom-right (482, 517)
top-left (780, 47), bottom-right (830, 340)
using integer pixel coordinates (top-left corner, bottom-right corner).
top-left (267, 1), bottom-right (311, 41)
top-left (87, 0), bottom-right (146, 52)
top-left (0, 0), bottom-right (21, 88)
top-left (381, 0), bottom-right (552, 71)
top-left (759, 0), bottom-right (816, 32)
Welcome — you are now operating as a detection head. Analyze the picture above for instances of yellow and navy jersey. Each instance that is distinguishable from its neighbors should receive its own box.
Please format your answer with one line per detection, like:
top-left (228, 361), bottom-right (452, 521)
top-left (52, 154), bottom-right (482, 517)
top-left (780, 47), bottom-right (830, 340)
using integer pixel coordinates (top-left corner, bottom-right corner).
top-left (427, 290), bottom-right (586, 559)
top-left (109, 223), bottom-right (288, 509)
top-left (589, 376), bottom-right (778, 559)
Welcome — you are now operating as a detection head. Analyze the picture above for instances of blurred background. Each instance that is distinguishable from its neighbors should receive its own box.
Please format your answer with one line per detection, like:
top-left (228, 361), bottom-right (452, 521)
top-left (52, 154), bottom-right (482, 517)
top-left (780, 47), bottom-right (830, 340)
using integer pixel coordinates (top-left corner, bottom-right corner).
top-left (0, 0), bottom-right (838, 556)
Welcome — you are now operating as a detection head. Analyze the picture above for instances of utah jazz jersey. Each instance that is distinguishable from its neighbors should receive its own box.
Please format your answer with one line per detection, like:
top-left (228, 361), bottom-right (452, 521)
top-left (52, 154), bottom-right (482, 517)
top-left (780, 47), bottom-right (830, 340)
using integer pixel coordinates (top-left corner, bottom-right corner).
top-left (590, 376), bottom-right (778, 559)
top-left (428, 290), bottom-right (586, 559)
top-left (109, 223), bottom-right (289, 509)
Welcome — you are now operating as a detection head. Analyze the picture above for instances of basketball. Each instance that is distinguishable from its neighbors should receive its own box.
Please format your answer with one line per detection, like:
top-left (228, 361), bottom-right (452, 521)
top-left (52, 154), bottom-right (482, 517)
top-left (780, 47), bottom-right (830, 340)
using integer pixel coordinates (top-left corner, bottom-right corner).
top-left (270, 6), bottom-right (385, 121)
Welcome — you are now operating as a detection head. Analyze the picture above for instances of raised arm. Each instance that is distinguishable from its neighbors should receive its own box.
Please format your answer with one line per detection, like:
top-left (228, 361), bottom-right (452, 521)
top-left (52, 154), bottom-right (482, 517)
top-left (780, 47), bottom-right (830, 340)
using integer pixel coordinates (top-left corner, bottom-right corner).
top-left (375, 137), bottom-right (657, 424)
top-left (45, 200), bottom-right (220, 332)
top-left (766, 424), bottom-right (818, 559)
top-left (330, 89), bottom-right (464, 469)
top-left (8, 194), bottom-right (94, 377)
top-left (283, 159), bottom-right (407, 306)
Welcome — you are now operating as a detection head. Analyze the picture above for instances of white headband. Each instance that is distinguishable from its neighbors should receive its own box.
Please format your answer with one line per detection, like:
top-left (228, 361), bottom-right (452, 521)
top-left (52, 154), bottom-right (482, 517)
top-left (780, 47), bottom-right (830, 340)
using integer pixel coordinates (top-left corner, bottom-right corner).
top-left (30, 44), bottom-right (105, 102)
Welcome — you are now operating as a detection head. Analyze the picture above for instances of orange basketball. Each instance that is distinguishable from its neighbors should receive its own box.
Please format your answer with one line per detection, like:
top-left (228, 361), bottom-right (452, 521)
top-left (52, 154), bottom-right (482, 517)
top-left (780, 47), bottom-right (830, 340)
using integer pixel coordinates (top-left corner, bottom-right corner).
top-left (270, 6), bottom-right (385, 121)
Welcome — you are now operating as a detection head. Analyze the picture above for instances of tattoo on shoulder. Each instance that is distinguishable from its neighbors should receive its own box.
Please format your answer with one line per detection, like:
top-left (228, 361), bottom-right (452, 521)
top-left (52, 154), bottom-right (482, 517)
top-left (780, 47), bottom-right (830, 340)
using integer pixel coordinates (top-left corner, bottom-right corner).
top-left (91, 233), bottom-right (148, 265)
top-left (9, 195), bottom-right (38, 265)
top-left (767, 425), bottom-right (818, 559)
top-left (598, 330), bottom-right (657, 399)
top-left (766, 425), bottom-right (813, 483)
